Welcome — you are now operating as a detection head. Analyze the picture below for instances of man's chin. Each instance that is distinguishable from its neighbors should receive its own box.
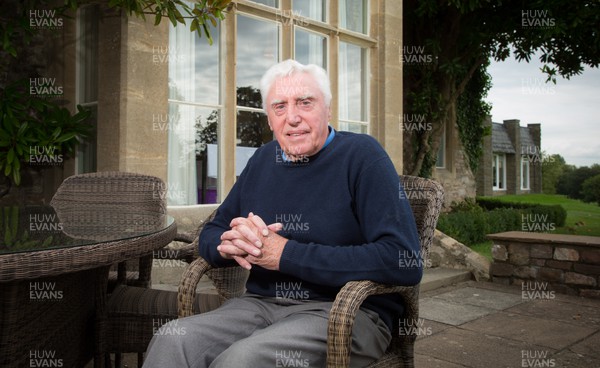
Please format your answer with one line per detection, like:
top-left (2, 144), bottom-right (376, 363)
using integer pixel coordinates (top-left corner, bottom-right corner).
top-left (285, 148), bottom-right (311, 159)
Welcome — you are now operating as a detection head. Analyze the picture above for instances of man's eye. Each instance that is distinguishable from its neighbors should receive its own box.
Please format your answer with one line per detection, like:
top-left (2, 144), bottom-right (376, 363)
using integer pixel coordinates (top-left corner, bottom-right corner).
top-left (298, 99), bottom-right (313, 108)
top-left (273, 104), bottom-right (286, 112)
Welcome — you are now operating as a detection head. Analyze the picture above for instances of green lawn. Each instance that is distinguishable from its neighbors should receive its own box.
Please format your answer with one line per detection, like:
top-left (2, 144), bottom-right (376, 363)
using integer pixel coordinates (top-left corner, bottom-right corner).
top-left (467, 194), bottom-right (600, 261)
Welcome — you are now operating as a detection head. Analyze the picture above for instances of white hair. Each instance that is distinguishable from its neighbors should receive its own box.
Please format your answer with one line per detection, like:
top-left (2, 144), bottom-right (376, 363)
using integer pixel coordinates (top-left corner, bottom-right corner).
top-left (259, 59), bottom-right (332, 110)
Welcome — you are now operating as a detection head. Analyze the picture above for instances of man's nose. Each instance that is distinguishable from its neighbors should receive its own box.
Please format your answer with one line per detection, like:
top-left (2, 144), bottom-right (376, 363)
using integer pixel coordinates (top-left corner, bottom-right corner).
top-left (285, 104), bottom-right (301, 125)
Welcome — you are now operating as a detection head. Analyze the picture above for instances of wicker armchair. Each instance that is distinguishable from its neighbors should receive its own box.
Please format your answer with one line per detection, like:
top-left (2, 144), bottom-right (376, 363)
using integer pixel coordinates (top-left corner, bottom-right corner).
top-left (50, 171), bottom-right (167, 289)
top-left (176, 175), bottom-right (444, 368)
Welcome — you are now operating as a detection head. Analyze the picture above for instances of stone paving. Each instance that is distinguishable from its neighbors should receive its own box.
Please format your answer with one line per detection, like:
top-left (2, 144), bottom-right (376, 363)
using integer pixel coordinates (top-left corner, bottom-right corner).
top-left (99, 269), bottom-right (600, 367)
top-left (416, 280), bottom-right (600, 368)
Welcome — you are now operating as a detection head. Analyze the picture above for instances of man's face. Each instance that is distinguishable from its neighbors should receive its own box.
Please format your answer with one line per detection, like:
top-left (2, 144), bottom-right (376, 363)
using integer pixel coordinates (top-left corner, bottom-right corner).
top-left (266, 72), bottom-right (331, 160)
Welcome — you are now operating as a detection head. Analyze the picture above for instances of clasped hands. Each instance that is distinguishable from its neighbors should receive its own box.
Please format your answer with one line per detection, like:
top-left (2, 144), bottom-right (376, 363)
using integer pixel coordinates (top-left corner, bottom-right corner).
top-left (217, 212), bottom-right (286, 271)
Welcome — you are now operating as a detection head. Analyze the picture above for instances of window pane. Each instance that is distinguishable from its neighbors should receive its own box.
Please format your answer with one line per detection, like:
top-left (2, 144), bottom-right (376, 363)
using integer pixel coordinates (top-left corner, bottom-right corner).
top-left (521, 156), bottom-right (530, 189)
top-left (340, 0), bottom-right (367, 34)
top-left (168, 15), bottom-right (221, 205)
top-left (250, 0), bottom-right (278, 7)
top-left (236, 15), bottom-right (279, 172)
top-left (493, 155), bottom-right (498, 188)
top-left (237, 15), bottom-right (279, 107)
top-left (339, 42), bottom-right (366, 123)
top-left (236, 109), bottom-right (272, 177)
top-left (76, 105), bottom-right (97, 173)
top-left (498, 155), bottom-right (505, 189)
top-left (77, 5), bottom-right (99, 103)
top-left (339, 121), bottom-right (367, 134)
top-left (76, 5), bottom-right (99, 173)
top-left (168, 104), bottom-right (220, 204)
top-left (197, 108), bottom-right (220, 204)
top-left (294, 28), bottom-right (326, 68)
top-left (293, 0), bottom-right (326, 22)
top-left (169, 22), bottom-right (220, 105)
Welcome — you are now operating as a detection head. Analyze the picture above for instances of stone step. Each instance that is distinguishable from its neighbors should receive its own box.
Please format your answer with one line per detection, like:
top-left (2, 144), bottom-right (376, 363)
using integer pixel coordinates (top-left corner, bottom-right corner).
top-left (421, 267), bottom-right (473, 293)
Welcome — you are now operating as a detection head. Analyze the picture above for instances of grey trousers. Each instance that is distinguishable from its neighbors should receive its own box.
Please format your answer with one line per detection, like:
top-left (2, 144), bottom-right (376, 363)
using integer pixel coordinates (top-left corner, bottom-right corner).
top-left (143, 293), bottom-right (391, 368)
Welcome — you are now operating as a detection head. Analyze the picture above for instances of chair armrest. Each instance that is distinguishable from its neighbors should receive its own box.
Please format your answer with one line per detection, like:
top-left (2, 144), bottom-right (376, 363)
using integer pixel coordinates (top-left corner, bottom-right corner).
top-left (157, 233), bottom-right (198, 264)
top-left (174, 231), bottom-right (196, 244)
top-left (326, 280), bottom-right (419, 368)
top-left (176, 256), bottom-right (250, 318)
top-left (177, 256), bottom-right (213, 317)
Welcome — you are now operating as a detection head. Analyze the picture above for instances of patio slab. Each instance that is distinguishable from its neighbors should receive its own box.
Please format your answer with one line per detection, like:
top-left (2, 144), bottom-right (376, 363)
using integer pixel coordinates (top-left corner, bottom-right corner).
top-left (461, 310), bottom-right (597, 350)
top-left (429, 286), bottom-right (525, 310)
top-left (415, 327), bottom-right (551, 368)
top-left (506, 297), bottom-right (600, 328)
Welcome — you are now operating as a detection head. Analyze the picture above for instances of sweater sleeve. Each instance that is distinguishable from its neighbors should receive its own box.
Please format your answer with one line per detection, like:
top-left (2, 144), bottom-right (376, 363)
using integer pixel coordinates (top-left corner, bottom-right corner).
top-left (198, 164), bottom-right (248, 268)
top-left (278, 156), bottom-right (423, 287)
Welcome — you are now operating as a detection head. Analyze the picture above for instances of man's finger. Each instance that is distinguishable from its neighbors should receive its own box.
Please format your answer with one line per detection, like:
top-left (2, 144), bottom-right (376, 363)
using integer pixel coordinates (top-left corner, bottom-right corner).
top-left (249, 213), bottom-right (269, 236)
top-left (232, 255), bottom-right (252, 270)
top-left (267, 223), bottom-right (283, 232)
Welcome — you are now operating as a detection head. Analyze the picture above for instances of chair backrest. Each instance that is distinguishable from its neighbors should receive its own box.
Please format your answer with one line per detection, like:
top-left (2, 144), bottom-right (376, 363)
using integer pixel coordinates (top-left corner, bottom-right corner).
top-left (51, 171), bottom-right (167, 214)
top-left (50, 171), bottom-right (168, 239)
top-left (399, 175), bottom-right (444, 266)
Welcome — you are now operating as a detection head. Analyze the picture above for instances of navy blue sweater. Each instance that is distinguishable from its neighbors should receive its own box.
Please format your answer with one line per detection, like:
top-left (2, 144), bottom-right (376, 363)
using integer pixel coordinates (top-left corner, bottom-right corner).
top-left (199, 131), bottom-right (422, 330)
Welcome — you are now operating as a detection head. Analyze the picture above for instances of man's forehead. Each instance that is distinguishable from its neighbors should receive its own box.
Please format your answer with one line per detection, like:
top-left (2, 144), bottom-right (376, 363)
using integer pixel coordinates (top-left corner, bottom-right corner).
top-left (271, 74), bottom-right (319, 99)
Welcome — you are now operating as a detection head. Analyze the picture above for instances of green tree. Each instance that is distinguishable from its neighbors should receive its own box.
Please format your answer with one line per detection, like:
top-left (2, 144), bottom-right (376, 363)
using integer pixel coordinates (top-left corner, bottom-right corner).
top-left (403, 0), bottom-right (600, 176)
top-left (581, 174), bottom-right (600, 205)
top-left (556, 164), bottom-right (600, 200)
top-left (541, 153), bottom-right (567, 194)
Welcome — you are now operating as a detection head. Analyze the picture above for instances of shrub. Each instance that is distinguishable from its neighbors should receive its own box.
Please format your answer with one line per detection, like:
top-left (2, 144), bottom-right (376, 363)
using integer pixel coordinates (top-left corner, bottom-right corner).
top-left (581, 174), bottom-right (600, 205)
top-left (526, 205), bottom-right (567, 227)
top-left (437, 198), bottom-right (567, 246)
top-left (476, 197), bottom-right (567, 227)
top-left (437, 209), bottom-right (489, 244)
top-left (476, 197), bottom-right (531, 210)
top-left (486, 208), bottom-right (523, 234)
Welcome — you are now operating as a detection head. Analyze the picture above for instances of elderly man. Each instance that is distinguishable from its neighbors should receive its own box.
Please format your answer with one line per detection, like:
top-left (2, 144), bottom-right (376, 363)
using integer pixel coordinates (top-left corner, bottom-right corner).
top-left (143, 59), bottom-right (421, 368)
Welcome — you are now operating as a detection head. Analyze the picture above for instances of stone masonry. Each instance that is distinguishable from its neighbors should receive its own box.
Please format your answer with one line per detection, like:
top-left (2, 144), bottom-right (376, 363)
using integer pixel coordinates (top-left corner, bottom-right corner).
top-left (489, 231), bottom-right (600, 298)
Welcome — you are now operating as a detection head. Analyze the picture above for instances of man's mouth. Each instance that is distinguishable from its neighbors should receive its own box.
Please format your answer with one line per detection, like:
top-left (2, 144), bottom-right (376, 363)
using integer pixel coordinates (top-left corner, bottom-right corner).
top-left (287, 131), bottom-right (308, 137)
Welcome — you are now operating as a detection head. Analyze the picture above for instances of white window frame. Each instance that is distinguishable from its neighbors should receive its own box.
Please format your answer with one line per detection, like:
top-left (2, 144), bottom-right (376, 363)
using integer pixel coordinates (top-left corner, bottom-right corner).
top-left (493, 153), bottom-right (506, 191)
top-left (74, 4), bottom-right (99, 174)
top-left (521, 155), bottom-right (530, 190)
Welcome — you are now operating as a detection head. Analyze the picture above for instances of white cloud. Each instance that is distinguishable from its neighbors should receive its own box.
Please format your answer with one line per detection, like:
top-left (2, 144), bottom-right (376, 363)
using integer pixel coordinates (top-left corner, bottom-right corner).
top-left (486, 56), bottom-right (600, 167)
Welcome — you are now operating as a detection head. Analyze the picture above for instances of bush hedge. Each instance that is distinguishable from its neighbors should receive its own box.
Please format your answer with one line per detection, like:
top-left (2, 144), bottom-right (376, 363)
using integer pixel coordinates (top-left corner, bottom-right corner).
top-left (476, 197), bottom-right (566, 227)
top-left (437, 198), bottom-right (567, 245)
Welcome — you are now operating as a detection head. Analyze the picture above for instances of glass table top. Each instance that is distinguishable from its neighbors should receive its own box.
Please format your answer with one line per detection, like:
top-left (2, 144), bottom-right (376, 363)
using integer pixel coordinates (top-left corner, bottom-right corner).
top-left (0, 205), bottom-right (174, 255)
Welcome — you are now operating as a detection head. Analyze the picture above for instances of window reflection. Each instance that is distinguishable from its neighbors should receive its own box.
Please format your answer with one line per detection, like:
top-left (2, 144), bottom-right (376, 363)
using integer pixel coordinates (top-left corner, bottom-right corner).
top-left (340, 0), bottom-right (367, 34)
top-left (168, 19), bottom-right (221, 204)
top-left (339, 41), bottom-right (367, 133)
top-left (237, 15), bottom-right (279, 100)
top-left (169, 24), bottom-right (220, 105)
top-left (294, 28), bottom-right (326, 68)
top-left (236, 14), bottom-right (279, 172)
top-left (196, 109), bottom-right (220, 203)
top-left (76, 5), bottom-right (99, 173)
top-left (292, 0), bottom-right (326, 22)
top-left (250, 0), bottom-right (278, 7)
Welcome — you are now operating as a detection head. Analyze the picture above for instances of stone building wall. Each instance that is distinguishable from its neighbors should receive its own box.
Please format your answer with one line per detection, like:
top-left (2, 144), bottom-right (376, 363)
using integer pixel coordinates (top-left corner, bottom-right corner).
top-left (433, 120), bottom-right (477, 209)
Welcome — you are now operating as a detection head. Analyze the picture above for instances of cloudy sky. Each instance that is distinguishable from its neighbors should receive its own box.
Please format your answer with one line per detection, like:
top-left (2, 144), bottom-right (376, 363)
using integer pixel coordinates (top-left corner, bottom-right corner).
top-left (486, 56), bottom-right (600, 167)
